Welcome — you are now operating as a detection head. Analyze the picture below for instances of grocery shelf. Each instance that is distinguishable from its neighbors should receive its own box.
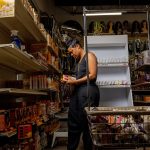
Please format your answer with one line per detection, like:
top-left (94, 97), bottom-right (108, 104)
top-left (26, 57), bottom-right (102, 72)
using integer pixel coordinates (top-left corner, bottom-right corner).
top-left (134, 64), bottom-right (150, 71)
top-left (0, 0), bottom-right (46, 43)
top-left (0, 88), bottom-right (48, 96)
top-left (0, 45), bottom-right (48, 72)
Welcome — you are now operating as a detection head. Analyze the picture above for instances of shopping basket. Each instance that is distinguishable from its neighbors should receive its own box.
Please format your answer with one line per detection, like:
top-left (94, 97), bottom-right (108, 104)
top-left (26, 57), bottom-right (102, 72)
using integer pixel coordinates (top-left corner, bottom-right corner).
top-left (85, 106), bottom-right (150, 149)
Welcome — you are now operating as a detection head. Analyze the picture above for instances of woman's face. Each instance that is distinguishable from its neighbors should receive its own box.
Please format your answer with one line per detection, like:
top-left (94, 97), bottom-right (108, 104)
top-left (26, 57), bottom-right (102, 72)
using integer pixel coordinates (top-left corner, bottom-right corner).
top-left (68, 45), bottom-right (80, 60)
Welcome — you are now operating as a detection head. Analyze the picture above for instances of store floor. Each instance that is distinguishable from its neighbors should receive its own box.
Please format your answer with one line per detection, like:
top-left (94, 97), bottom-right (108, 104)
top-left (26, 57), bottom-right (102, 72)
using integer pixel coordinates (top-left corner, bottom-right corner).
top-left (48, 138), bottom-right (150, 150)
top-left (50, 138), bottom-right (83, 150)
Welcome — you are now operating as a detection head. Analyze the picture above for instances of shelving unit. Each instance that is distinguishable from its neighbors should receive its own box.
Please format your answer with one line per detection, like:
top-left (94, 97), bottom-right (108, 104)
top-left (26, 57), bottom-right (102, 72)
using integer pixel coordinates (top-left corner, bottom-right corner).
top-left (0, 88), bottom-right (47, 96)
top-left (0, 1), bottom-right (61, 148)
top-left (0, 44), bottom-right (48, 72)
top-left (87, 35), bottom-right (133, 106)
top-left (0, 0), bottom-right (46, 43)
top-left (132, 67), bottom-right (150, 104)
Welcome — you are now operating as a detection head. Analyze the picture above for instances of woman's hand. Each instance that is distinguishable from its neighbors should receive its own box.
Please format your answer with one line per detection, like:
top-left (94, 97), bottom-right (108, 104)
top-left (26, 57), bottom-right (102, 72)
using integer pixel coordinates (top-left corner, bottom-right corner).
top-left (61, 75), bottom-right (68, 83)
top-left (66, 76), bottom-right (76, 85)
top-left (61, 75), bottom-right (76, 85)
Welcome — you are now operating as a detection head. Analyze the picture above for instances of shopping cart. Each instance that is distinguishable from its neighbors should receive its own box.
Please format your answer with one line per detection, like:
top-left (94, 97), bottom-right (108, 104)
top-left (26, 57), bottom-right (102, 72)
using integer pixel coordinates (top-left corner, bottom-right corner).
top-left (85, 106), bottom-right (150, 150)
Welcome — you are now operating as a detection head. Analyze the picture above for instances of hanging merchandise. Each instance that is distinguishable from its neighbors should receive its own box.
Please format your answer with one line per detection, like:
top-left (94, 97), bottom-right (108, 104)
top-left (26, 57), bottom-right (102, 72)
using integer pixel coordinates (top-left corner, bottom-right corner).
top-left (123, 20), bottom-right (131, 34)
top-left (140, 20), bottom-right (148, 33)
top-left (114, 21), bottom-right (123, 35)
top-left (107, 21), bottom-right (115, 34)
top-left (131, 21), bottom-right (140, 34)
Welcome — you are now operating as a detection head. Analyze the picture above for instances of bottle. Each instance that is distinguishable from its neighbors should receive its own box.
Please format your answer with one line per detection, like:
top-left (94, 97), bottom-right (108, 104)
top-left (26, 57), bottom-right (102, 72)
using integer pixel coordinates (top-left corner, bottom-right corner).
top-left (11, 30), bottom-right (21, 49)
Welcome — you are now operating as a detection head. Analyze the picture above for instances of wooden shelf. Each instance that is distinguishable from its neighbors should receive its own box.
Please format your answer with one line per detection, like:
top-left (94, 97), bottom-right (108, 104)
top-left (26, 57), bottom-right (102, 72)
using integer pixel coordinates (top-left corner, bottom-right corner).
top-left (132, 82), bottom-right (150, 88)
top-left (0, 45), bottom-right (48, 73)
top-left (0, 0), bottom-right (46, 43)
top-left (128, 32), bottom-right (148, 40)
top-left (134, 64), bottom-right (150, 71)
top-left (0, 88), bottom-right (48, 96)
top-left (132, 90), bottom-right (150, 95)
top-left (40, 86), bottom-right (59, 92)
top-left (134, 101), bottom-right (150, 106)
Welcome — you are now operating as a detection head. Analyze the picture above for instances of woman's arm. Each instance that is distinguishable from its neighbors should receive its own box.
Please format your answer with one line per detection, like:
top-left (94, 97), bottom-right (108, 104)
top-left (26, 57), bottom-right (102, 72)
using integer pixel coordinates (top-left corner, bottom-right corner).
top-left (67, 52), bottom-right (97, 85)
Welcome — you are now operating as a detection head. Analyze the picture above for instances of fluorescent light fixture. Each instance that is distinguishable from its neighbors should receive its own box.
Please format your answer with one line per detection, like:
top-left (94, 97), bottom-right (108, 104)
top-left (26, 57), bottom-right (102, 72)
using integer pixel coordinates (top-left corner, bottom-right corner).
top-left (85, 12), bottom-right (122, 16)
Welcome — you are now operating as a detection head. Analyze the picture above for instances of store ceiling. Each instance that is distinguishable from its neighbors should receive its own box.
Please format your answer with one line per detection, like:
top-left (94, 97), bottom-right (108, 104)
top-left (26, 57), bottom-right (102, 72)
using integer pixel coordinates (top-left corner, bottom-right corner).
top-left (54, 0), bottom-right (150, 6)
top-left (54, 0), bottom-right (150, 15)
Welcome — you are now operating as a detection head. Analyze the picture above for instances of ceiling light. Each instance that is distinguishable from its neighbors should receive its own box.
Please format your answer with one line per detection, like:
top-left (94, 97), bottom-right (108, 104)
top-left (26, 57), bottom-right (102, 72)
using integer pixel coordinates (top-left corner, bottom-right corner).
top-left (85, 12), bottom-right (122, 16)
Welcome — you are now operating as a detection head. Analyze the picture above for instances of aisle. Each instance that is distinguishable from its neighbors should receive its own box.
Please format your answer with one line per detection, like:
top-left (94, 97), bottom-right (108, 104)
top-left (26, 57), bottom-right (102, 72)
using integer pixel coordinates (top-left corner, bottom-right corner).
top-left (50, 139), bottom-right (84, 150)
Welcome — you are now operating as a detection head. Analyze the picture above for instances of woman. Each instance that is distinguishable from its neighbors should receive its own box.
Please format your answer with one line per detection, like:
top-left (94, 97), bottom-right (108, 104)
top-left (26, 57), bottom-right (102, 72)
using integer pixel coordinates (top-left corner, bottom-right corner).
top-left (62, 39), bottom-right (100, 150)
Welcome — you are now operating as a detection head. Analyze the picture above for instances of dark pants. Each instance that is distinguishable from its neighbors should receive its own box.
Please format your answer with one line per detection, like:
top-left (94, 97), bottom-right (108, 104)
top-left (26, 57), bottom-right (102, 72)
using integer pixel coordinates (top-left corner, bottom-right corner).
top-left (67, 85), bottom-right (100, 150)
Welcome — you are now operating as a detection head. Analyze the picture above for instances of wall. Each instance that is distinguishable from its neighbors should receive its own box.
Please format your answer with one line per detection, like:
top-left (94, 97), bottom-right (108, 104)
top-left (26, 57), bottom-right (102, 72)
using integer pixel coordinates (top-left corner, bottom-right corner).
top-left (34, 1), bottom-right (147, 31)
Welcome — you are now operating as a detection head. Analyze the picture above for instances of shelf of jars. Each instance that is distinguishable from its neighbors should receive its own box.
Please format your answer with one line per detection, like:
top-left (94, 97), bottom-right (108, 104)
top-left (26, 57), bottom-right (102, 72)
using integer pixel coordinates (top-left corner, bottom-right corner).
top-left (0, 44), bottom-right (48, 73)
top-left (0, 0), bottom-right (47, 43)
top-left (0, 88), bottom-right (48, 96)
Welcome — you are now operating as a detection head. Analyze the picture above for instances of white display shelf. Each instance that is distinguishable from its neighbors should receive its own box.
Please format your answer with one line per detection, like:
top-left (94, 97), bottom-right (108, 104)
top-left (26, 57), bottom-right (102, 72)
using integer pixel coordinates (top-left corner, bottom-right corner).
top-left (98, 62), bottom-right (128, 67)
top-left (98, 85), bottom-right (131, 88)
top-left (87, 35), bottom-right (133, 107)
top-left (0, 44), bottom-right (48, 72)
top-left (87, 35), bottom-right (127, 47)
top-left (0, 0), bottom-right (46, 43)
top-left (0, 88), bottom-right (48, 95)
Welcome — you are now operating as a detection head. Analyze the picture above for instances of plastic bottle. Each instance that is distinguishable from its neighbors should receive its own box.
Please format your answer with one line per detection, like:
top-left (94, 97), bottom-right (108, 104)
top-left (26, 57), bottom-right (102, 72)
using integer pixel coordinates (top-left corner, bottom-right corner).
top-left (11, 30), bottom-right (21, 49)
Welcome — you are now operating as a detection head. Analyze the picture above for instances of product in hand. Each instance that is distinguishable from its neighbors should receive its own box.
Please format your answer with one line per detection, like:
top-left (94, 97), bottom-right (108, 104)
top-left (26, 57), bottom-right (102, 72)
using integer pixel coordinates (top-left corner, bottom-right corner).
top-left (61, 75), bottom-right (76, 84)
